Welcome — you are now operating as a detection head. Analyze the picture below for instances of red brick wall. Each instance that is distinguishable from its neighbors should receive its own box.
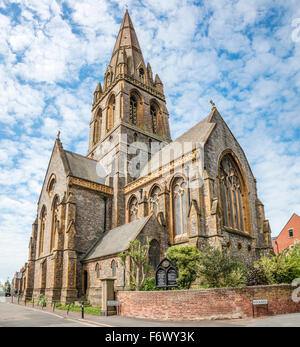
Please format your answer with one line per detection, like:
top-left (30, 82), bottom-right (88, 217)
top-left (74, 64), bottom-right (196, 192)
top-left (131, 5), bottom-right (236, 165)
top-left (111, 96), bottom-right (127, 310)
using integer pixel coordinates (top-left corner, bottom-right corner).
top-left (273, 214), bottom-right (300, 254)
top-left (116, 285), bottom-right (300, 320)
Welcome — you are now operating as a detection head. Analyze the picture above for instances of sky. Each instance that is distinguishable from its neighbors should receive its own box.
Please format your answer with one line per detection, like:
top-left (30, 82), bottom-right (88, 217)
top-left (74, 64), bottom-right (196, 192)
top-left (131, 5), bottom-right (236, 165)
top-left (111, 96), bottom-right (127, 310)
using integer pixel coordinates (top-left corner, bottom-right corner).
top-left (0, 0), bottom-right (300, 283)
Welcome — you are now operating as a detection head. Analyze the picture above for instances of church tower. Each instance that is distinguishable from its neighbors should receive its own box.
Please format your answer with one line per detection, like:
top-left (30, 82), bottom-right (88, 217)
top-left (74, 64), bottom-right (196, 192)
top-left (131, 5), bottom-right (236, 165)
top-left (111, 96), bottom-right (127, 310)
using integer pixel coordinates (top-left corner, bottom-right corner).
top-left (87, 10), bottom-right (171, 228)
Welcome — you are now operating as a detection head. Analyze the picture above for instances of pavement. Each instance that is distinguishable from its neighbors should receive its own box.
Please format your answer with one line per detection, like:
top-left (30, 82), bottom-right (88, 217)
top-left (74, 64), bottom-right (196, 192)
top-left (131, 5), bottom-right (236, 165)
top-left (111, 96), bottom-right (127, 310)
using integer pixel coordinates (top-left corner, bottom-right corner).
top-left (0, 296), bottom-right (300, 327)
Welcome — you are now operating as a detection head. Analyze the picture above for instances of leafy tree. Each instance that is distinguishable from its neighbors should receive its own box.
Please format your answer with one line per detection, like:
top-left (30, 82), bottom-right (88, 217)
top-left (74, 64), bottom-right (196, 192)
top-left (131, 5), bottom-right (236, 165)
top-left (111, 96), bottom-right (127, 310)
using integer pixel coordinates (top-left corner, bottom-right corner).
top-left (4, 280), bottom-right (11, 294)
top-left (119, 238), bottom-right (152, 291)
top-left (244, 263), bottom-right (268, 286)
top-left (37, 295), bottom-right (47, 307)
top-left (166, 245), bottom-right (201, 289)
top-left (197, 246), bottom-right (245, 288)
top-left (256, 244), bottom-right (300, 284)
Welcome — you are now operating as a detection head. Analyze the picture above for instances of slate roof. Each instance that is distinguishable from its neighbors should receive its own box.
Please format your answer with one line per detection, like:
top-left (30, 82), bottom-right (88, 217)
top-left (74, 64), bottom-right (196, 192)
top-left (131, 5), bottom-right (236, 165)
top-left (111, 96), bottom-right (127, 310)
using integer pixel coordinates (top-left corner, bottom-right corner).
top-left (138, 110), bottom-right (216, 178)
top-left (64, 150), bottom-right (105, 185)
top-left (84, 216), bottom-right (152, 261)
top-left (174, 113), bottom-right (215, 144)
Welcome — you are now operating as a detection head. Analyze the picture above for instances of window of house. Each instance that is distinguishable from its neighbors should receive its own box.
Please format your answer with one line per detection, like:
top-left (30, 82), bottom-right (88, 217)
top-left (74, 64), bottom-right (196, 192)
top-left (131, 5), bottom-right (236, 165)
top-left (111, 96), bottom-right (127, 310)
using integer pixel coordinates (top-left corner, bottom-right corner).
top-left (289, 229), bottom-right (294, 238)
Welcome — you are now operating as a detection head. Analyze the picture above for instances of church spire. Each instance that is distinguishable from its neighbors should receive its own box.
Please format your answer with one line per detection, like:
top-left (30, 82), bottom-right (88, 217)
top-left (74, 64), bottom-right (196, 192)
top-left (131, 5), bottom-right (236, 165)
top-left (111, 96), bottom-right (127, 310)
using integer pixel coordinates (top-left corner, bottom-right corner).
top-left (109, 10), bottom-right (145, 77)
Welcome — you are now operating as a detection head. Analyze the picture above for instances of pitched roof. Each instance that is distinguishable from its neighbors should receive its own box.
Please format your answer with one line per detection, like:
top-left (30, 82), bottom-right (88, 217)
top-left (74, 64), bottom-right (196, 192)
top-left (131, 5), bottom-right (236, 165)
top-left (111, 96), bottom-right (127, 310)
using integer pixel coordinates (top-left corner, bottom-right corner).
top-left (83, 216), bottom-right (152, 261)
top-left (138, 110), bottom-right (216, 178)
top-left (64, 150), bottom-right (105, 185)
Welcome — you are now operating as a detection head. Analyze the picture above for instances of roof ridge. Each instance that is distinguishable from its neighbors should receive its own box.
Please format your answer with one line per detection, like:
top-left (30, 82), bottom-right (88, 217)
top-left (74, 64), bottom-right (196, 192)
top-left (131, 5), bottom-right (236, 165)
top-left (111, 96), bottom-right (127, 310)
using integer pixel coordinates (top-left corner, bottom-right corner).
top-left (64, 149), bottom-right (98, 162)
top-left (174, 112), bottom-right (212, 142)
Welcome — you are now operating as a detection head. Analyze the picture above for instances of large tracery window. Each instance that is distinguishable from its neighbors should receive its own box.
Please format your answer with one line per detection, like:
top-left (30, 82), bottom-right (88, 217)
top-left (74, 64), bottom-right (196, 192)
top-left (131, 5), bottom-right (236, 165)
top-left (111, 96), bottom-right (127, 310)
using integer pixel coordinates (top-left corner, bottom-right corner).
top-left (130, 96), bottom-right (138, 125)
top-left (150, 186), bottom-right (161, 216)
top-left (129, 196), bottom-right (139, 222)
top-left (219, 154), bottom-right (246, 232)
top-left (173, 177), bottom-right (188, 237)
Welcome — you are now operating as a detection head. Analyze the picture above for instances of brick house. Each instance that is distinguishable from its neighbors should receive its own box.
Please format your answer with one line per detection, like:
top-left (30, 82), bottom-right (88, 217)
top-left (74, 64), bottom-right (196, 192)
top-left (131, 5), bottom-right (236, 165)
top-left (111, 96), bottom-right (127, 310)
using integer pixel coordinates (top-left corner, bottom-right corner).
top-left (22, 10), bottom-right (272, 306)
top-left (273, 213), bottom-right (300, 254)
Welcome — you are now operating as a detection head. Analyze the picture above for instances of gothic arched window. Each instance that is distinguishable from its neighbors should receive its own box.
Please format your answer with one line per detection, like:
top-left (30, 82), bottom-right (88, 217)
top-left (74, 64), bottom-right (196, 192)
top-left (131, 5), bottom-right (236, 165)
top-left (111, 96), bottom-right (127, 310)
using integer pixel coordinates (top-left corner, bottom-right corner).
top-left (149, 186), bottom-right (161, 216)
top-left (130, 96), bottom-right (138, 125)
top-left (47, 175), bottom-right (56, 196)
top-left (139, 68), bottom-right (145, 83)
top-left (172, 177), bottom-right (188, 237)
top-left (39, 206), bottom-right (47, 256)
top-left (111, 260), bottom-right (116, 277)
top-left (150, 104), bottom-right (158, 134)
top-left (219, 154), bottom-right (246, 233)
top-left (129, 196), bottom-right (138, 222)
top-left (95, 263), bottom-right (100, 279)
top-left (149, 239), bottom-right (160, 269)
top-left (107, 95), bottom-right (115, 132)
top-left (50, 195), bottom-right (59, 251)
top-left (93, 108), bottom-right (102, 144)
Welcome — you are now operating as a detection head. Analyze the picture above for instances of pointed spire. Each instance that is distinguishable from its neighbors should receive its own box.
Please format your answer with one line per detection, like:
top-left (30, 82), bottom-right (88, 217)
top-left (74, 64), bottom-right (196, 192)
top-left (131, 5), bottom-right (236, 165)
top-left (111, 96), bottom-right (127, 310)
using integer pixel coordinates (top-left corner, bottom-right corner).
top-left (155, 74), bottom-right (163, 85)
top-left (93, 82), bottom-right (103, 104)
top-left (110, 10), bottom-right (145, 76)
top-left (147, 62), bottom-right (153, 82)
top-left (154, 74), bottom-right (164, 93)
top-left (95, 82), bottom-right (102, 94)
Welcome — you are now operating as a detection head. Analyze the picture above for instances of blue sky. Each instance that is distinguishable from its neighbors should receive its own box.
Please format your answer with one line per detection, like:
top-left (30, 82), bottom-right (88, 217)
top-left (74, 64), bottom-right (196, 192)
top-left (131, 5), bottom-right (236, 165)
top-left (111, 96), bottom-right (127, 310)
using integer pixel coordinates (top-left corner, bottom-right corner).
top-left (0, 0), bottom-right (300, 283)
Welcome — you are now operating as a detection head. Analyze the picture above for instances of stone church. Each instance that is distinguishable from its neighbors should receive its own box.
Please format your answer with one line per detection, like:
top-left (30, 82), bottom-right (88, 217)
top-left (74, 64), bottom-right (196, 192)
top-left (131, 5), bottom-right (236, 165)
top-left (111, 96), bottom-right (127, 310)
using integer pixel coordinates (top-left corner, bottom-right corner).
top-left (23, 10), bottom-right (272, 305)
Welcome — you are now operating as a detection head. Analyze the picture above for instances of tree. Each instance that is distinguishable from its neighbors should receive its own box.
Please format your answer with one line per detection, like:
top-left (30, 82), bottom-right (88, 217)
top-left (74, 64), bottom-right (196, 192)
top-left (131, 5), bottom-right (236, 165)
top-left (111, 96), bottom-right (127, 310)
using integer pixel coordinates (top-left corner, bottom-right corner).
top-left (166, 245), bottom-right (201, 289)
top-left (119, 238), bottom-right (151, 291)
top-left (256, 244), bottom-right (300, 284)
top-left (197, 246), bottom-right (245, 288)
top-left (4, 279), bottom-right (11, 294)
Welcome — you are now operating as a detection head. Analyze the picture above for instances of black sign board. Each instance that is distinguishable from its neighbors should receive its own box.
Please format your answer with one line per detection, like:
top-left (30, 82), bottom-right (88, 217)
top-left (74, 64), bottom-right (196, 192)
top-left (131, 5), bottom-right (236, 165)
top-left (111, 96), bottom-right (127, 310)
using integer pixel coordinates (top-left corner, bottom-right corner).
top-left (155, 258), bottom-right (178, 289)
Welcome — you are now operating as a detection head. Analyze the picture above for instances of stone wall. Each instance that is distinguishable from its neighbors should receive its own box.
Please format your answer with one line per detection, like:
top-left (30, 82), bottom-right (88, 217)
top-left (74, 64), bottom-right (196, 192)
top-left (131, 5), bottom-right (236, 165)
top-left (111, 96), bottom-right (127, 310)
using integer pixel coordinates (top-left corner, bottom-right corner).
top-left (116, 285), bottom-right (300, 321)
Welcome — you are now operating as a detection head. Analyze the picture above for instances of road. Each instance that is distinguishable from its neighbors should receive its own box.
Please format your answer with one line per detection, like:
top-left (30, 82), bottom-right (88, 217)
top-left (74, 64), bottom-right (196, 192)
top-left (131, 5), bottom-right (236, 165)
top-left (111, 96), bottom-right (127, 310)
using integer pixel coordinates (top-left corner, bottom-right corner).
top-left (0, 297), bottom-right (95, 327)
top-left (0, 297), bottom-right (300, 327)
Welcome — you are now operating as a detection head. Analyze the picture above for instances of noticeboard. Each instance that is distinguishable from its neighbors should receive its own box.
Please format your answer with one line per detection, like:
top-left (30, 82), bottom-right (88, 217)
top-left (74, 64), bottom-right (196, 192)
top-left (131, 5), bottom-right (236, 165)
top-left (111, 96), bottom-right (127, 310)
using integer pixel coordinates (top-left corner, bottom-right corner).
top-left (155, 258), bottom-right (178, 289)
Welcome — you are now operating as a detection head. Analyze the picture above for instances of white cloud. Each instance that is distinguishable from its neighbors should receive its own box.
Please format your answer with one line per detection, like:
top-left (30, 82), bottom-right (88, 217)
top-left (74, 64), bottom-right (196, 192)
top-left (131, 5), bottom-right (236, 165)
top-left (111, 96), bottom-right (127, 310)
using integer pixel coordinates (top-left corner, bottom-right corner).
top-left (0, 0), bottom-right (300, 283)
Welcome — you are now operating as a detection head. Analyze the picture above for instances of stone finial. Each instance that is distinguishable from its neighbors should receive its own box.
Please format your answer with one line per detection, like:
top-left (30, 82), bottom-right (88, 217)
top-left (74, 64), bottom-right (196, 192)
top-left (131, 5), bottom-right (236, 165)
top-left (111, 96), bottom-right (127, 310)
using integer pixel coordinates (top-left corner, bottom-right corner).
top-left (57, 130), bottom-right (61, 140)
top-left (210, 99), bottom-right (216, 109)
